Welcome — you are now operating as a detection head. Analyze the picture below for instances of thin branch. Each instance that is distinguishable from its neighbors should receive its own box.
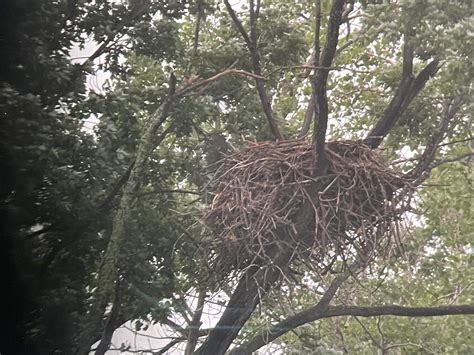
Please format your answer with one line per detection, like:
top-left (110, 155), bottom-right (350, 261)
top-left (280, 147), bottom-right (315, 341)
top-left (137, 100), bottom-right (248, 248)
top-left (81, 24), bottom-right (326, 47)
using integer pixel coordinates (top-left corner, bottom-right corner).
top-left (223, 0), bottom-right (284, 140)
top-left (233, 304), bottom-right (474, 354)
top-left (176, 69), bottom-right (265, 97)
top-left (99, 161), bottom-right (135, 211)
top-left (192, 0), bottom-right (204, 59)
top-left (405, 98), bottom-right (462, 182)
top-left (158, 338), bottom-right (185, 354)
top-left (269, 64), bottom-right (371, 77)
top-left (162, 319), bottom-right (187, 336)
top-left (383, 342), bottom-right (436, 353)
top-left (81, 0), bottom-right (151, 69)
top-left (298, 0), bottom-right (321, 138)
top-left (184, 289), bottom-right (206, 355)
top-left (392, 151), bottom-right (473, 168)
top-left (138, 189), bottom-right (201, 197)
top-left (430, 152), bottom-right (474, 169)
top-left (353, 316), bottom-right (383, 350)
top-left (438, 137), bottom-right (474, 147)
top-left (223, 0), bottom-right (252, 47)
top-left (299, 94), bottom-right (316, 138)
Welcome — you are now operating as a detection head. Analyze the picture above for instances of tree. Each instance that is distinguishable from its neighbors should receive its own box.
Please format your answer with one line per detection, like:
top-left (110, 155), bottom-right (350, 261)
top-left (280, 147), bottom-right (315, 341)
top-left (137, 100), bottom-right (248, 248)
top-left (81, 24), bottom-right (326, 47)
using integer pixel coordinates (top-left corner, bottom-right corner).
top-left (1, 0), bottom-right (472, 354)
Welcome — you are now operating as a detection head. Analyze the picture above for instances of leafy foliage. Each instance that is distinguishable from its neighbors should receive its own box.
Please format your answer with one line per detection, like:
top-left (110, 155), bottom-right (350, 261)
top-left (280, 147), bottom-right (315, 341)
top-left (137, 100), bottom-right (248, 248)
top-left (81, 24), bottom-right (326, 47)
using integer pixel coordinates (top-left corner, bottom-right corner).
top-left (1, 0), bottom-right (472, 354)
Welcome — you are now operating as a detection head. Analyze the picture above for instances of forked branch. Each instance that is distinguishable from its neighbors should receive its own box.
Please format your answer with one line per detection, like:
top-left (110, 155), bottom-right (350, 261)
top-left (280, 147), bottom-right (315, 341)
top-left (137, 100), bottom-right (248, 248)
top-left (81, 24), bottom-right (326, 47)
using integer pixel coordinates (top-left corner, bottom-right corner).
top-left (223, 0), bottom-right (284, 140)
top-left (233, 304), bottom-right (474, 354)
top-left (230, 258), bottom-right (362, 354)
top-left (405, 97), bottom-right (462, 182)
top-left (363, 30), bottom-right (440, 148)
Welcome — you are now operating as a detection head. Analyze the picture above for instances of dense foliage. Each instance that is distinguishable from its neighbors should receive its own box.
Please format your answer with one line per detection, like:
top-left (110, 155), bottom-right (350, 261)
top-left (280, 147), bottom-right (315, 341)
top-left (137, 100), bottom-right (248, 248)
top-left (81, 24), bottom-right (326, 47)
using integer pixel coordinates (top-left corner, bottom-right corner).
top-left (1, 0), bottom-right (472, 354)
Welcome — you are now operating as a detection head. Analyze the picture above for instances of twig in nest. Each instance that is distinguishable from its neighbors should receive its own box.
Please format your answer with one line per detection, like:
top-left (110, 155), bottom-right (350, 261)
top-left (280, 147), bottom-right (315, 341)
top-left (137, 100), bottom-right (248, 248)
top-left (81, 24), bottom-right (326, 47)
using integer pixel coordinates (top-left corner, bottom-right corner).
top-left (201, 139), bottom-right (410, 282)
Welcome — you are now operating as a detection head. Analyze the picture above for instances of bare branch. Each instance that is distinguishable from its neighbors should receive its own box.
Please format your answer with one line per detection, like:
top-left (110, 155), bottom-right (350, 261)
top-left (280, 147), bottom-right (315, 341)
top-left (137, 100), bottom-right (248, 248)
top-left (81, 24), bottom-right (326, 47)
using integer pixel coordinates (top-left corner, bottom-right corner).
top-left (430, 152), bottom-right (474, 169)
top-left (223, 0), bottom-right (284, 140)
top-left (298, 94), bottom-right (315, 138)
top-left (223, 0), bottom-right (252, 47)
top-left (158, 338), bottom-right (186, 354)
top-left (311, 0), bottom-right (346, 174)
top-left (81, 0), bottom-right (151, 69)
top-left (275, 64), bottom-right (371, 75)
top-left (176, 69), bottom-right (265, 97)
top-left (405, 98), bottom-right (462, 182)
top-left (313, 0), bottom-right (322, 68)
top-left (229, 260), bottom-right (361, 355)
top-left (192, 0), bottom-right (204, 59)
top-left (184, 289), bottom-right (207, 355)
top-left (353, 316), bottom-right (383, 350)
top-left (138, 189), bottom-right (201, 197)
top-left (363, 29), bottom-right (440, 148)
top-left (298, 0), bottom-right (322, 138)
top-left (233, 304), bottom-right (474, 354)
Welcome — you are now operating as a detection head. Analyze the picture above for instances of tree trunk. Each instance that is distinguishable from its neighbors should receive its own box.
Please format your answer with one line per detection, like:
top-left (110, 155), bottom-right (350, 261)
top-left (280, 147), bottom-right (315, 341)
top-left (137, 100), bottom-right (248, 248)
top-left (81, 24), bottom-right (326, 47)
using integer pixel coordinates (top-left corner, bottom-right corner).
top-left (75, 92), bottom-right (175, 354)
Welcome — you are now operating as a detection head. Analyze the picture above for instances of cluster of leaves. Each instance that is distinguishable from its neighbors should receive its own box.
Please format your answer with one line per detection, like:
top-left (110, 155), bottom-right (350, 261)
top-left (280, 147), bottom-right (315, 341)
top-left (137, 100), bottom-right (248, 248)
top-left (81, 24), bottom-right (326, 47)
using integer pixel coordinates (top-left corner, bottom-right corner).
top-left (0, 0), bottom-right (194, 353)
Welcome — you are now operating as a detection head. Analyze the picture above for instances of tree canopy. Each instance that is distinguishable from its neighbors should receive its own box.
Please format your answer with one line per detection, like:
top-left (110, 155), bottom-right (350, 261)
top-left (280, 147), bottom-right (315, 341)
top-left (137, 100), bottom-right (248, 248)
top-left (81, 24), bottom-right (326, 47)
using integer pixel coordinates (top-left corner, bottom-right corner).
top-left (1, 0), bottom-right (473, 354)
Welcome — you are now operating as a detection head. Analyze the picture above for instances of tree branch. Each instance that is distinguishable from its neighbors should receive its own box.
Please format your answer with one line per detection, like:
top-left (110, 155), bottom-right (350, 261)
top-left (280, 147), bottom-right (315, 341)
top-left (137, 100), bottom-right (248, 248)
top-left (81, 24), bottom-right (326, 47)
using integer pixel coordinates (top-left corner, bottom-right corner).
top-left (229, 260), bottom-right (360, 355)
top-left (233, 304), bottom-right (474, 354)
top-left (98, 161), bottom-right (135, 211)
top-left (192, 0), bottom-right (204, 59)
top-left (176, 69), bottom-right (265, 97)
top-left (405, 98), bottom-right (462, 182)
top-left (363, 29), bottom-right (440, 148)
top-left (194, 260), bottom-right (289, 355)
top-left (430, 152), bottom-right (474, 169)
top-left (94, 282), bottom-right (122, 355)
top-left (223, 0), bottom-right (284, 140)
top-left (311, 0), bottom-right (346, 174)
top-left (81, 0), bottom-right (151, 70)
top-left (184, 289), bottom-right (206, 355)
top-left (50, 1), bottom-right (152, 107)
top-left (298, 0), bottom-right (322, 138)
top-left (75, 73), bottom-right (177, 355)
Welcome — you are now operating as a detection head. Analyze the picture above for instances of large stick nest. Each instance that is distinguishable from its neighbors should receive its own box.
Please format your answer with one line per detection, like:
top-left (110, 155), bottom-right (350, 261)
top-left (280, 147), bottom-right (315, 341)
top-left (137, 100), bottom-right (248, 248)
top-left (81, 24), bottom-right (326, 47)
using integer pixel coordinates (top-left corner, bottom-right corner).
top-left (203, 139), bottom-right (408, 279)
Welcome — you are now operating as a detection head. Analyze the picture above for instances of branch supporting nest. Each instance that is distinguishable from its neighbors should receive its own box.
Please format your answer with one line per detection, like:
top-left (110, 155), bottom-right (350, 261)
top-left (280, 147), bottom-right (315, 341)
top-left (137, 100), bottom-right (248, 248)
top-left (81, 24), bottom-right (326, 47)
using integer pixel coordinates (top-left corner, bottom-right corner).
top-left (203, 139), bottom-right (409, 280)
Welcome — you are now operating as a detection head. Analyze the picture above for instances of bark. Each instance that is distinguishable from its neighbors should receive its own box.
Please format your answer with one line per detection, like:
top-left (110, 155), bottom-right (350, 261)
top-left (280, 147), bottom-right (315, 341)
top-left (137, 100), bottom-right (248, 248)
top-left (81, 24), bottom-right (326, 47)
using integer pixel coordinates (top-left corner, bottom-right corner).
top-left (233, 304), bottom-right (474, 354)
top-left (363, 30), bottom-right (440, 148)
top-left (94, 283), bottom-right (122, 355)
top-left (75, 75), bottom-right (176, 355)
top-left (75, 69), bottom-right (263, 354)
top-left (194, 250), bottom-right (293, 355)
top-left (311, 0), bottom-right (346, 173)
top-left (184, 289), bottom-right (207, 355)
top-left (195, 183), bottom-right (349, 354)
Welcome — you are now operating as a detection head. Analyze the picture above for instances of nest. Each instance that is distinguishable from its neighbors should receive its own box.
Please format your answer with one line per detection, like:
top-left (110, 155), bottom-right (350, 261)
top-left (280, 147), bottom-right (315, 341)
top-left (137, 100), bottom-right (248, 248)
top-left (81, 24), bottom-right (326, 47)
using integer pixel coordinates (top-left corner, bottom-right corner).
top-left (203, 139), bottom-right (408, 279)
